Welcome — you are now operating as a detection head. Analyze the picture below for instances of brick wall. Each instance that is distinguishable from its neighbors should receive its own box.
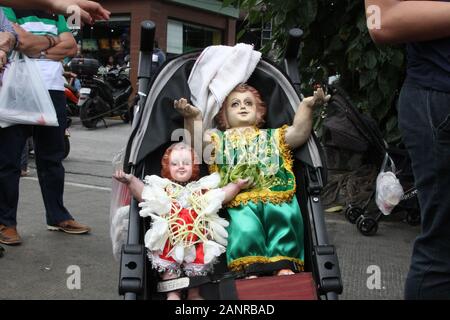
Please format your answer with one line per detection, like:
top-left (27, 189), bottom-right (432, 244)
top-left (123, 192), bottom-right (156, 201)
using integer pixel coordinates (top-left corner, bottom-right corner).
top-left (99, 0), bottom-right (237, 94)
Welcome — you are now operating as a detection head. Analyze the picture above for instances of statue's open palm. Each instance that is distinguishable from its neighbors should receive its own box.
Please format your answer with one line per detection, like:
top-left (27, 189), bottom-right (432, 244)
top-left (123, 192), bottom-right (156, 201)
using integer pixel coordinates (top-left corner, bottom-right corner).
top-left (174, 98), bottom-right (202, 119)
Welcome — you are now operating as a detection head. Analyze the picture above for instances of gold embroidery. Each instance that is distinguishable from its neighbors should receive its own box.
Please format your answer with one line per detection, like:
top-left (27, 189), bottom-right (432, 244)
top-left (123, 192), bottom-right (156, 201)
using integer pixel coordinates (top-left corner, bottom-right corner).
top-left (228, 189), bottom-right (295, 207)
top-left (228, 255), bottom-right (304, 272)
top-left (209, 126), bottom-right (298, 207)
top-left (227, 126), bottom-right (297, 207)
top-left (208, 132), bottom-right (220, 174)
top-left (278, 124), bottom-right (294, 172)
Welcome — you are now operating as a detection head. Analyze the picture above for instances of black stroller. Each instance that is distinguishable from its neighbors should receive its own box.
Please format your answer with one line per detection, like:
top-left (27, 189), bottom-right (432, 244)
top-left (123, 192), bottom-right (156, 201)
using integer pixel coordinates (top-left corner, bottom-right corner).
top-left (117, 22), bottom-right (343, 300)
top-left (324, 86), bottom-right (420, 236)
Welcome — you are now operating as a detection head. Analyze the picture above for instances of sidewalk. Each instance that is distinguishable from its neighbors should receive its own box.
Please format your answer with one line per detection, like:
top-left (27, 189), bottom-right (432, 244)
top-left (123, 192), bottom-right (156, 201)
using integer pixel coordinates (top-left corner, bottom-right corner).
top-left (0, 176), bottom-right (119, 300)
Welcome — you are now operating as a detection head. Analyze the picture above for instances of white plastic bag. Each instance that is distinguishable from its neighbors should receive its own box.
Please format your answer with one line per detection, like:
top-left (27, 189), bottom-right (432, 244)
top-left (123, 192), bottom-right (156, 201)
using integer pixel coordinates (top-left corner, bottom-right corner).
top-left (0, 52), bottom-right (58, 128)
top-left (110, 149), bottom-right (132, 260)
top-left (375, 155), bottom-right (404, 215)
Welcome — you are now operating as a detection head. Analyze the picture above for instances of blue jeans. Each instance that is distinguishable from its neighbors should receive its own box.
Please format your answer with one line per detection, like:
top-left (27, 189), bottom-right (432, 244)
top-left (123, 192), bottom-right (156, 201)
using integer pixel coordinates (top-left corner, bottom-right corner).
top-left (398, 81), bottom-right (450, 299)
top-left (0, 90), bottom-right (72, 227)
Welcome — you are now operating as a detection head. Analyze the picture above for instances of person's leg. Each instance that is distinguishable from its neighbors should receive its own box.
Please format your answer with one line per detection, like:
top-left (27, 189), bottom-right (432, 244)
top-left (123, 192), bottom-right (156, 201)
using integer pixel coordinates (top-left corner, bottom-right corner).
top-left (0, 125), bottom-right (29, 227)
top-left (0, 125), bottom-right (30, 245)
top-left (33, 91), bottom-right (73, 225)
top-left (20, 138), bottom-right (29, 176)
top-left (399, 83), bottom-right (450, 299)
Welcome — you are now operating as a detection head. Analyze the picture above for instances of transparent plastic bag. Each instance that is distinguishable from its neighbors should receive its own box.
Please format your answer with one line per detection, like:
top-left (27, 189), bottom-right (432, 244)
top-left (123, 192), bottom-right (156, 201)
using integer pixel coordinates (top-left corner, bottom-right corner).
top-left (375, 155), bottom-right (404, 215)
top-left (0, 52), bottom-right (58, 128)
top-left (110, 149), bottom-right (131, 261)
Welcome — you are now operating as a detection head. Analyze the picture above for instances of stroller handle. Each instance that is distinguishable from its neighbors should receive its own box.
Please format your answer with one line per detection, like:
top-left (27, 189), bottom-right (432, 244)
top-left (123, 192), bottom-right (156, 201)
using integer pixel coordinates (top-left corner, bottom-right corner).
top-left (285, 28), bottom-right (303, 60)
top-left (283, 28), bottom-right (303, 95)
top-left (140, 20), bottom-right (155, 53)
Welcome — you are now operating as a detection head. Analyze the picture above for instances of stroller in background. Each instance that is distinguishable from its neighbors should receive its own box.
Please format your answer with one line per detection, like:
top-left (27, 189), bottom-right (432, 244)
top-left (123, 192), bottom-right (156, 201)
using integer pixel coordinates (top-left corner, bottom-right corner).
top-left (323, 85), bottom-right (420, 236)
top-left (116, 22), bottom-right (343, 300)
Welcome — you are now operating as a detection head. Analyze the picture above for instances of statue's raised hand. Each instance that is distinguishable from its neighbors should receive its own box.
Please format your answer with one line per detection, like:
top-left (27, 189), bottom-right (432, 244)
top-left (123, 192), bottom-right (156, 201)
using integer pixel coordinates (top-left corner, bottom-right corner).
top-left (302, 87), bottom-right (331, 110)
top-left (174, 98), bottom-right (202, 120)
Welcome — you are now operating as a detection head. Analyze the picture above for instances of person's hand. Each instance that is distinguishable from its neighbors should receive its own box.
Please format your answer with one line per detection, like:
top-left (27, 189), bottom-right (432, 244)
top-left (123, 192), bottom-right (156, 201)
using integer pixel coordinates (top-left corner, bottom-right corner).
top-left (50, 0), bottom-right (111, 24)
top-left (0, 31), bottom-right (15, 52)
top-left (113, 169), bottom-right (133, 185)
top-left (0, 49), bottom-right (7, 71)
top-left (174, 98), bottom-right (202, 119)
top-left (302, 87), bottom-right (331, 110)
top-left (0, 32), bottom-right (15, 70)
top-left (10, 24), bottom-right (27, 45)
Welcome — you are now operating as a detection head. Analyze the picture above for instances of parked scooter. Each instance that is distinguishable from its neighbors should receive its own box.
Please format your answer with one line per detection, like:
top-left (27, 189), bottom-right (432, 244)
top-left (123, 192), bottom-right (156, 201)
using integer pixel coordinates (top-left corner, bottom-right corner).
top-left (70, 57), bottom-right (133, 129)
top-left (64, 71), bottom-right (80, 116)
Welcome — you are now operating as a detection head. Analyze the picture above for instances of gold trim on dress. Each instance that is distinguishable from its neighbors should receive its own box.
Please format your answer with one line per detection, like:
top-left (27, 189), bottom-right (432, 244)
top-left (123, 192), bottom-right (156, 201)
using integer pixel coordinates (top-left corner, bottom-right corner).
top-left (228, 255), bottom-right (304, 272)
top-left (227, 188), bottom-right (296, 207)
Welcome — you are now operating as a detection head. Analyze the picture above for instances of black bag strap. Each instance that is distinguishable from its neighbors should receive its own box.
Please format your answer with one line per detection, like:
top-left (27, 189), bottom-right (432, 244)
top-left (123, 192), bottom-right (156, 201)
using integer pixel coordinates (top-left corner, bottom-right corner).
top-left (243, 260), bottom-right (300, 276)
top-left (218, 276), bottom-right (238, 300)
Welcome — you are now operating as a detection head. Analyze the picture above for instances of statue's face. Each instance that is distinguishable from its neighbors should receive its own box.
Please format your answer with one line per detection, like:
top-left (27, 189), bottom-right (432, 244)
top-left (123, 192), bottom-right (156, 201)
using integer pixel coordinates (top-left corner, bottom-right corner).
top-left (169, 149), bottom-right (193, 183)
top-left (224, 91), bottom-right (258, 128)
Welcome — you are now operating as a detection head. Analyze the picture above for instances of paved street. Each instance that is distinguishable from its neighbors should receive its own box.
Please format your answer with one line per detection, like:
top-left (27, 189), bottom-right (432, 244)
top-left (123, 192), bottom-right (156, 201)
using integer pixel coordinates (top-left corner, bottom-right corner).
top-left (0, 117), bottom-right (419, 300)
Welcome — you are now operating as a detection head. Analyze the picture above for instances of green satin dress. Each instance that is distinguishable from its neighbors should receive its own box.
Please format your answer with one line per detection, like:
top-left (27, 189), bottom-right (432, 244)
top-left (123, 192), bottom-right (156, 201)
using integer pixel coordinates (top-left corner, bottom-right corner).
top-left (209, 125), bottom-right (304, 272)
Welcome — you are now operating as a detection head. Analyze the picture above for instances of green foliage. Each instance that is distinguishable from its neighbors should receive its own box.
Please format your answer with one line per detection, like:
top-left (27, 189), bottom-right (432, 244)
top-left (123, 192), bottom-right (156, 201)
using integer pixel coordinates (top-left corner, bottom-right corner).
top-left (231, 0), bottom-right (406, 145)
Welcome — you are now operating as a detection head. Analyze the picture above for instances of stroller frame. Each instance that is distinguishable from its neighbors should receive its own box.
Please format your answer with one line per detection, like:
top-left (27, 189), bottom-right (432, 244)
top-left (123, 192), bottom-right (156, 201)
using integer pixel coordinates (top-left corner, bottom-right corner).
top-left (327, 86), bottom-right (421, 236)
top-left (118, 22), bottom-right (343, 300)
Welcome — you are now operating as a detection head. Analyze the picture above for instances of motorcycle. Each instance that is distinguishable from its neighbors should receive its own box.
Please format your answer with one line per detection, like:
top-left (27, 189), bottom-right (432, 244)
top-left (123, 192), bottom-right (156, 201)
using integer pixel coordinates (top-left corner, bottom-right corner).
top-left (64, 71), bottom-right (80, 117)
top-left (70, 57), bottom-right (133, 129)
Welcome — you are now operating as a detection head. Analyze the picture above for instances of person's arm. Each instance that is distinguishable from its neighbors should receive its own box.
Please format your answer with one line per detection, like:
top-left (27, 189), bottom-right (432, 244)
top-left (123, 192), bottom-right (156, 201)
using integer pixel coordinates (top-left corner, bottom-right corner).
top-left (0, 31), bottom-right (15, 52)
top-left (45, 32), bottom-right (77, 60)
top-left (284, 88), bottom-right (330, 150)
top-left (13, 24), bottom-right (76, 60)
top-left (0, 0), bottom-right (110, 24)
top-left (366, 0), bottom-right (450, 44)
top-left (0, 11), bottom-right (16, 51)
top-left (0, 11), bottom-right (17, 69)
top-left (0, 32), bottom-right (13, 68)
top-left (12, 24), bottom-right (61, 58)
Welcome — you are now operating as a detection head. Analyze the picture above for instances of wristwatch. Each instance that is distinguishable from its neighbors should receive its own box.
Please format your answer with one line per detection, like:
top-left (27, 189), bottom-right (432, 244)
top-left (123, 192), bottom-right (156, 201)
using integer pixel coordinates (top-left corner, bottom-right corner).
top-left (39, 51), bottom-right (47, 59)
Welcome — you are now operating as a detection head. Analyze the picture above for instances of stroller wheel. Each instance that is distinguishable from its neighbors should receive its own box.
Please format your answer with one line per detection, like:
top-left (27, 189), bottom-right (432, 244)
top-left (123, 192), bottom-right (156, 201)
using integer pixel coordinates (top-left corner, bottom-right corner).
top-left (345, 206), bottom-right (363, 224)
top-left (357, 217), bottom-right (378, 236)
top-left (406, 210), bottom-right (421, 226)
top-left (356, 215), bottom-right (364, 228)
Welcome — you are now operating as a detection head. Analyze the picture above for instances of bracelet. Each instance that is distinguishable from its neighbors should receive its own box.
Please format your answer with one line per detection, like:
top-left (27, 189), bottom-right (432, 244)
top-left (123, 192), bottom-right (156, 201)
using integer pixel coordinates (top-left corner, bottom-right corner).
top-left (44, 35), bottom-right (56, 50)
top-left (11, 32), bottom-right (19, 51)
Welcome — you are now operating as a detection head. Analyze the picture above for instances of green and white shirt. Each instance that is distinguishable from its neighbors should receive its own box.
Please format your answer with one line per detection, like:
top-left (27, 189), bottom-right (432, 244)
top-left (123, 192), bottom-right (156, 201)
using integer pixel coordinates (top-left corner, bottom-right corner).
top-left (2, 8), bottom-right (71, 91)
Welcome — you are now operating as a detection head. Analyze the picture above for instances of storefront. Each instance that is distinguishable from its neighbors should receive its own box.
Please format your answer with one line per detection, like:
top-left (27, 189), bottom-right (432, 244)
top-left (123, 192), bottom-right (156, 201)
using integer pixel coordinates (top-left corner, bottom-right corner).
top-left (81, 0), bottom-right (239, 92)
top-left (77, 15), bottom-right (131, 68)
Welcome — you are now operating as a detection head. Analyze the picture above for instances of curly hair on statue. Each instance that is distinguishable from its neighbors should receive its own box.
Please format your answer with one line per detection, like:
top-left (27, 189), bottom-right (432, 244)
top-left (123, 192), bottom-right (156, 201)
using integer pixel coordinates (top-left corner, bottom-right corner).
top-left (160, 142), bottom-right (200, 182)
top-left (214, 83), bottom-right (267, 130)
